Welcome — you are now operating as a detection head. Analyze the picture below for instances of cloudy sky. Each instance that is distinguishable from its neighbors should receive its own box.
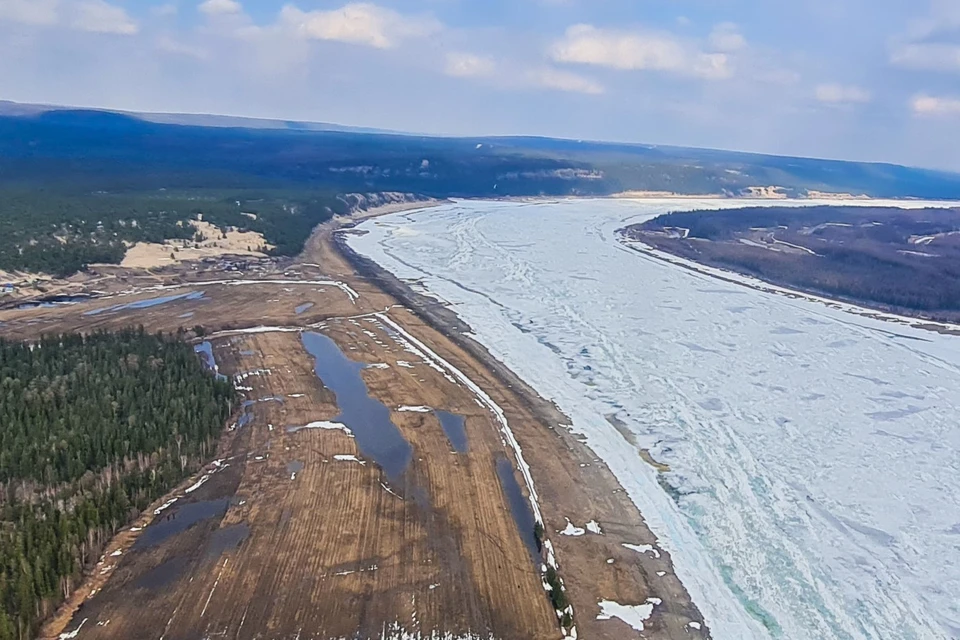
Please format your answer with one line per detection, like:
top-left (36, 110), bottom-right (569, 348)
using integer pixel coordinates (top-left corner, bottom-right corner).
top-left (1, 0), bottom-right (959, 170)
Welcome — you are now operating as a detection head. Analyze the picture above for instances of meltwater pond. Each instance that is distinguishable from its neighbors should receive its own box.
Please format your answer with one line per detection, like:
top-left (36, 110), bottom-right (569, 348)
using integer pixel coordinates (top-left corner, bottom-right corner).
top-left (435, 410), bottom-right (468, 453)
top-left (495, 457), bottom-right (541, 566)
top-left (84, 291), bottom-right (205, 316)
top-left (301, 332), bottom-right (412, 481)
top-left (347, 198), bottom-right (960, 640)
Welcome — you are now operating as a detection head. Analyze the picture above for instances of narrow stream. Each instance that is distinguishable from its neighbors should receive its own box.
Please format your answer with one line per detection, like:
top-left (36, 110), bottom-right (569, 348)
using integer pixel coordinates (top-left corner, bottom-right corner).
top-left (301, 332), bottom-right (413, 481)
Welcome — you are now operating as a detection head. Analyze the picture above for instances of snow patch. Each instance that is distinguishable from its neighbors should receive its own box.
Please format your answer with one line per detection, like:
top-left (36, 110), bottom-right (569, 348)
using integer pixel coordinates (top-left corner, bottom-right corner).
top-left (623, 543), bottom-right (661, 558)
top-left (560, 520), bottom-right (586, 536)
top-left (596, 598), bottom-right (658, 631)
top-left (397, 405), bottom-right (431, 413)
top-left (287, 421), bottom-right (353, 436)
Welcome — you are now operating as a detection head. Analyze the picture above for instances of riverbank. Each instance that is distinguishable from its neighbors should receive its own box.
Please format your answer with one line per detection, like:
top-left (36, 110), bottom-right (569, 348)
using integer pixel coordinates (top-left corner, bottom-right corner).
top-left (344, 197), bottom-right (960, 639)
top-left (326, 219), bottom-right (710, 638)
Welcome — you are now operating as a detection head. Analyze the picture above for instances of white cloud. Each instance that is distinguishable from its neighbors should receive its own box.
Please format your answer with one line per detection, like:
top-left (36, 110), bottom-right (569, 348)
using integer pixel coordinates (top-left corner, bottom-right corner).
top-left (156, 35), bottom-right (207, 59)
top-left (279, 3), bottom-right (441, 49)
top-left (911, 93), bottom-right (960, 116)
top-left (890, 43), bottom-right (960, 73)
top-left (709, 22), bottom-right (746, 53)
top-left (815, 83), bottom-right (871, 104)
top-left (550, 24), bottom-right (733, 79)
top-left (199, 0), bottom-right (241, 16)
top-left (890, 1), bottom-right (960, 73)
top-left (445, 52), bottom-right (495, 78)
top-left (903, 0), bottom-right (960, 41)
top-left (528, 67), bottom-right (603, 95)
top-left (71, 0), bottom-right (138, 35)
top-left (151, 3), bottom-right (178, 17)
top-left (0, 0), bottom-right (60, 26)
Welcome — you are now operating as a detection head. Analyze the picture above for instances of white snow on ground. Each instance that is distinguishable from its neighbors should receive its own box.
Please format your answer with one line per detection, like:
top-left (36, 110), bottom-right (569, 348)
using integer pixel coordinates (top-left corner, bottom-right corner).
top-left (288, 421), bottom-right (354, 436)
top-left (348, 197), bottom-right (960, 640)
top-left (397, 405), bottom-right (432, 413)
top-left (596, 598), bottom-right (658, 631)
top-left (586, 520), bottom-right (602, 534)
top-left (334, 454), bottom-right (365, 464)
top-left (623, 543), bottom-right (661, 559)
top-left (59, 619), bottom-right (87, 639)
top-left (773, 238), bottom-right (819, 255)
top-left (157, 278), bottom-right (360, 302)
top-left (560, 520), bottom-right (586, 536)
top-left (153, 498), bottom-right (178, 515)
top-left (184, 474), bottom-right (210, 494)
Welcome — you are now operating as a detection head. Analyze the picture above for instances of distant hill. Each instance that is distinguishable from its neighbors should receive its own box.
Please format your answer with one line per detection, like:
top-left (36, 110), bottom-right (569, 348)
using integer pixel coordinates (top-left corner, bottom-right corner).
top-left (2, 100), bottom-right (960, 199)
top-left (0, 100), bottom-right (394, 134)
top-left (1, 100), bottom-right (960, 277)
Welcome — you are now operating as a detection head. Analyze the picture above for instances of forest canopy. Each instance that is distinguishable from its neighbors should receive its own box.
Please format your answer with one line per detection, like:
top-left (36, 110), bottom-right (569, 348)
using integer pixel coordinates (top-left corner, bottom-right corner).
top-left (0, 189), bottom-right (346, 277)
top-left (0, 329), bottom-right (235, 639)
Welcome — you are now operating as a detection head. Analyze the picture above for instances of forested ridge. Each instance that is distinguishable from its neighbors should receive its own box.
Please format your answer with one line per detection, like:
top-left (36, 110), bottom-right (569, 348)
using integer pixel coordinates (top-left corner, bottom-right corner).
top-left (633, 206), bottom-right (960, 315)
top-left (0, 330), bottom-right (235, 639)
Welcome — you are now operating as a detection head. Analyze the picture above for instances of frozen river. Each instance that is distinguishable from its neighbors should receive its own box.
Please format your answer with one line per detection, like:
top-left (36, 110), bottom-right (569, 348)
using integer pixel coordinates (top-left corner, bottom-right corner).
top-left (347, 198), bottom-right (960, 640)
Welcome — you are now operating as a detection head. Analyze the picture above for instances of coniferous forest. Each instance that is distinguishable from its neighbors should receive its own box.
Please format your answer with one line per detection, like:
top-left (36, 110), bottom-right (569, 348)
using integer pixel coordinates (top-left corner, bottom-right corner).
top-left (0, 329), bottom-right (235, 639)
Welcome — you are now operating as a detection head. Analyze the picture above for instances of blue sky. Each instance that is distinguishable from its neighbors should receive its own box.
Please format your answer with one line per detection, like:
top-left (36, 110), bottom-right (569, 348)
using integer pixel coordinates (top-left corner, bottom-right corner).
top-left (1, 0), bottom-right (959, 170)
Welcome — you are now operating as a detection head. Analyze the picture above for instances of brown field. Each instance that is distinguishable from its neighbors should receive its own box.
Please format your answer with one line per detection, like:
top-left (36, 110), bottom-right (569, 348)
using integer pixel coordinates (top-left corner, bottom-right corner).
top-left (2, 217), bottom-right (708, 640)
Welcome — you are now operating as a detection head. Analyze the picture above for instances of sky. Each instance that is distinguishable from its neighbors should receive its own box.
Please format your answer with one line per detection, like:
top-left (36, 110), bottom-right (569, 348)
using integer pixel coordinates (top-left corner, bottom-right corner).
top-left (1, 0), bottom-right (960, 171)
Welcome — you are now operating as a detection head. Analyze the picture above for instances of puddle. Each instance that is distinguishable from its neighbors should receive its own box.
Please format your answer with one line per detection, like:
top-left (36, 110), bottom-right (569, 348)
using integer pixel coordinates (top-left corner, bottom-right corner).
top-left (295, 302), bottom-right (315, 315)
top-left (495, 457), bottom-right (540, 565)
top-left (134, 556), bottom-right (190, 590)
top-left (301, 332), bottom-right (412, 481)
top-left (15, 294), bottom-right (92, 310)
top-left (84, 291), bottom-right (205, 316)
top-left (133, 499), bottom-right (230, 550)
top-left (194, 342), bottom-right (228, 382)
top-left (237, 411), bottom-right (254, 429)
top-left (435, 411), bottom-right (469, 453)
top-left (286, 460), bottom-right (304, 475)
top-left (206, 523), bottom-right (250, 559)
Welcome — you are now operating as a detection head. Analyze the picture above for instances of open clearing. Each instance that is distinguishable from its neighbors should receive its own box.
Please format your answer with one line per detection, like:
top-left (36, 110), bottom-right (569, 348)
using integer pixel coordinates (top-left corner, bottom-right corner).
top-left (0, 214), bottom-right (705, 640)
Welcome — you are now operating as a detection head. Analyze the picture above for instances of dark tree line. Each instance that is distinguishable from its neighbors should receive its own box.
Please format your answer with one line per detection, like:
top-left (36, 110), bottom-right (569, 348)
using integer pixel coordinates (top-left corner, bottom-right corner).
top-left (0, 189), bottom-right (345, 277)
top-left (0, 329), bottom-right (235, 639)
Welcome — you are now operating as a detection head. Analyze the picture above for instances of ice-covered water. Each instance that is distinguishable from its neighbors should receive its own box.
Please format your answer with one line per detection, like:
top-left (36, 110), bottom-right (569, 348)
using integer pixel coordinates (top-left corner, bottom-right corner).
top-left (347, 198), bottom-right (960, 640)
